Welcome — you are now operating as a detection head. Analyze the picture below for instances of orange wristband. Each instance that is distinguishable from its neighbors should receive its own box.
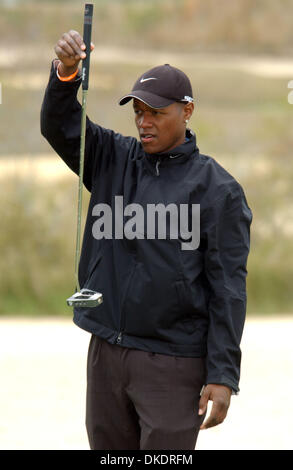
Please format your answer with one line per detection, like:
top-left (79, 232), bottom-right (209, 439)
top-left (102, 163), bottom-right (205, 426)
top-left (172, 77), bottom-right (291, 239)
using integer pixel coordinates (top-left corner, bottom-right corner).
top-left (56, 62), bottom-right (79, 82)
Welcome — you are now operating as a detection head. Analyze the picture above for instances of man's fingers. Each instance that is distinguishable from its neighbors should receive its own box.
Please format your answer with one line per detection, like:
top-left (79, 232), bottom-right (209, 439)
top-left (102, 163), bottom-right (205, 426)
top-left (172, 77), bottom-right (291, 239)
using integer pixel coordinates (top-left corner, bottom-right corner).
top-left (62, 33), bottom-right (86, 59)
top-left (68, 30), bottom-right (87, 52)
top-left (198, 387), bottom-right (209, 416)
top-left (200, 403), bottom-right (218, 430)
top-left (198, 383), bottom-right (232, 430)
top-left (68, 30), bottom-right (95, 50)
top-left (54, 44), bottom-right (71, 59)
top-left (54, 30), bottom-right (94, 70)
top-left (68, 30), bottom-right (95, 56)
top-left (57, 39), bottom-right (76, 58)
top-left (200, 398), bottom-right (228, 430)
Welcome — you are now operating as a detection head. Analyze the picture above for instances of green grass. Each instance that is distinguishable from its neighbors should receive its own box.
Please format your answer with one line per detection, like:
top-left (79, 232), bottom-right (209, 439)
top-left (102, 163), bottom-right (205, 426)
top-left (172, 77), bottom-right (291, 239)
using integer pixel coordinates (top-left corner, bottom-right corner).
top-left (0, 0), bottom-right (292, 55)
top-left (0, 177), bottom-right (89, 316)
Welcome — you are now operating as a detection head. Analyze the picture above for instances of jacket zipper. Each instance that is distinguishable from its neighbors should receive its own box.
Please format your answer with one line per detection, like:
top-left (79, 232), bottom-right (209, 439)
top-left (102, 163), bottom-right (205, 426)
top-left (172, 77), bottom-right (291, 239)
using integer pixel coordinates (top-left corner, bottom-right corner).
top-left (155, 154), bottom-right (180, 176)
top-left (155, 157), bottom-right (161, 176)
top-left (116, 260), bottom-right (138, 345)
top-left (116, 153), bottom-right (181, 343)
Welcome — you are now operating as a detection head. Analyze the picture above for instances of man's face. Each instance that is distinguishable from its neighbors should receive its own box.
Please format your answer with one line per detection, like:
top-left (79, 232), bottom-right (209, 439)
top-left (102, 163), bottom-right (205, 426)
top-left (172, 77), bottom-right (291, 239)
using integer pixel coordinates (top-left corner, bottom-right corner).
top-left (133, 98), bottom-right (193, 154)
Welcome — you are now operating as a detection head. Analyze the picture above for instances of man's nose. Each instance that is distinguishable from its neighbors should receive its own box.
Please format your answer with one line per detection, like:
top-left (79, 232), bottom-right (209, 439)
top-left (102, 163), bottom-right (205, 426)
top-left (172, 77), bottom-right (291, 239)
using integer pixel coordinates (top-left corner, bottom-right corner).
top-left (138, 112), bottom-right (152, 128)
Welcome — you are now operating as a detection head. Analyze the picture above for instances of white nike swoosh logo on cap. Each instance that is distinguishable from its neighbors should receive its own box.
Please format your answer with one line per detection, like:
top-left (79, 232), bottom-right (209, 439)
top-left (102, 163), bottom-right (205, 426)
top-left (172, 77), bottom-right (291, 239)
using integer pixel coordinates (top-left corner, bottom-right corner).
top-left (140, 77), bottom-right (158, 83)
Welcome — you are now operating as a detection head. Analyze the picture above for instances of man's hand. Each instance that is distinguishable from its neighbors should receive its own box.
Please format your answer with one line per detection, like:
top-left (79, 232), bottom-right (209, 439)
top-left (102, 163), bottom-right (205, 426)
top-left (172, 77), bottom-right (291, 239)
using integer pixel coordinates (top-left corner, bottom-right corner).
top-left (198, 384), bottom-right (232, 430)
top-left (54, 30), bottom-right (95, 77)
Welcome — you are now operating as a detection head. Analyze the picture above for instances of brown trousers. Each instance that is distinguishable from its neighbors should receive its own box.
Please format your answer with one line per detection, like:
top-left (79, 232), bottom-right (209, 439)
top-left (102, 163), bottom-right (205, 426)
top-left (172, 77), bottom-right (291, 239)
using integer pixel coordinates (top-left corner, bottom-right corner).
top-left (86, 334), bottom-right (206, 450)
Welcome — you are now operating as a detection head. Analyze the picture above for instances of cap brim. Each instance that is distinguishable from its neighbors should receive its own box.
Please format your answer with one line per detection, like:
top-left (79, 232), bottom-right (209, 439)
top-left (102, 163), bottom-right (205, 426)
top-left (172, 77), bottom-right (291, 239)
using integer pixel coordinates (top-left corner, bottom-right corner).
top-left (118, 90), bottom-right (175, 108)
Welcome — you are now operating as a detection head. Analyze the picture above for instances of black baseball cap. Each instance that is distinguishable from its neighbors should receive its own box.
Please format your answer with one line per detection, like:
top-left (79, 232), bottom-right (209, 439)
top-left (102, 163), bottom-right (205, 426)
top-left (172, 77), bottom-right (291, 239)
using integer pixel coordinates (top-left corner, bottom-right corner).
top-left (118, 64), bottom-right (193, 109)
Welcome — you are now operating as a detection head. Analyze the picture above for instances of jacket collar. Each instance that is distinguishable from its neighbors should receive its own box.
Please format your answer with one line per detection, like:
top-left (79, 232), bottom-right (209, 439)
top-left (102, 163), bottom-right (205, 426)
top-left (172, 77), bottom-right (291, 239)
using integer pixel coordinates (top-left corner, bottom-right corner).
top-left (143, 129), bottom-right (199, 175)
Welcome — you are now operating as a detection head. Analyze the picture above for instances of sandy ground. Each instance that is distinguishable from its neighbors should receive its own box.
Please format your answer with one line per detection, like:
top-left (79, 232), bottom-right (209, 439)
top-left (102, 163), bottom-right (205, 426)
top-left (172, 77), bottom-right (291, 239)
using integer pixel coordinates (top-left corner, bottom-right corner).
top-left (1, 47), bottom-right (293, 95)
top-left (2, 46), bottom-right (293, 78)
top-left (0, 315), bottom-right (292, 450)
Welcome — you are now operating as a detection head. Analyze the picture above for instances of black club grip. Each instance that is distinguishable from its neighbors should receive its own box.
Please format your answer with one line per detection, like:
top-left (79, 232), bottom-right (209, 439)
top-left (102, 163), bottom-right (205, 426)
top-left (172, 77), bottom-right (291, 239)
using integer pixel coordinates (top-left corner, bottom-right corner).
top-left (82, 3), bottom-right (94, 90)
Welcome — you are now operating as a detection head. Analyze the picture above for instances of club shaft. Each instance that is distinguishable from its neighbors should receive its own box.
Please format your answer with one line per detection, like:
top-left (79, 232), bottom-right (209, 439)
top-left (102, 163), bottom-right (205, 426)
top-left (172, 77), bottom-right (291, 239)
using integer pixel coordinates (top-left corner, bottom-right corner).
top-left (75, 89), bottom-right (88, 292)
top-left (74, 4), bottom-right (94, 292)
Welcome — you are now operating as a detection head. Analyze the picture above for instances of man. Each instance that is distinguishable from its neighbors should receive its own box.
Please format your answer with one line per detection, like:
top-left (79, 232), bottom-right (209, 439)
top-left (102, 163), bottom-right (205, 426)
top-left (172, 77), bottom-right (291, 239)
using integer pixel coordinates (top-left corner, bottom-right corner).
top-left (41, 30), bottom-right (252, 450)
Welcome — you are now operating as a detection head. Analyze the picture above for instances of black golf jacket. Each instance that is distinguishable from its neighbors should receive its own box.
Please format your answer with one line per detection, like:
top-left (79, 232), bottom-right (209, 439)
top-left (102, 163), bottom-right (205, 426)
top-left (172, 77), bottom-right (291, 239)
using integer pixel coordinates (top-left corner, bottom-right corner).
top-left (41, 61), bottom-right (252, 393)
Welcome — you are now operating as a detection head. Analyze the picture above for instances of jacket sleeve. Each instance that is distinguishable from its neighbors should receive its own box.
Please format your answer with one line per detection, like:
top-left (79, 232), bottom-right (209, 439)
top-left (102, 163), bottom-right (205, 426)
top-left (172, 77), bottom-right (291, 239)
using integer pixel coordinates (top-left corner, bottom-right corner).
top-left (203, 182), bottom-right (252, 393)
top-left (40, 60), bottom-right (136, 192)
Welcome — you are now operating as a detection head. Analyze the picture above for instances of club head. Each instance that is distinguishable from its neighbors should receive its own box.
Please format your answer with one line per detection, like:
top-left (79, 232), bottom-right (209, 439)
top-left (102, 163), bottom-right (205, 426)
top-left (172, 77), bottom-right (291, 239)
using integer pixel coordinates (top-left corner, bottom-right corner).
top-left (67, 288), bottom-right (103, 308)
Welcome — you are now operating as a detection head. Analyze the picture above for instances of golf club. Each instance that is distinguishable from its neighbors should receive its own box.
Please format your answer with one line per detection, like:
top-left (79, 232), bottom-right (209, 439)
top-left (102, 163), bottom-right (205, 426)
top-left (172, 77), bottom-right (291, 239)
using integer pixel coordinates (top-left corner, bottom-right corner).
top-left (67, 3), bottom-right (103, 308)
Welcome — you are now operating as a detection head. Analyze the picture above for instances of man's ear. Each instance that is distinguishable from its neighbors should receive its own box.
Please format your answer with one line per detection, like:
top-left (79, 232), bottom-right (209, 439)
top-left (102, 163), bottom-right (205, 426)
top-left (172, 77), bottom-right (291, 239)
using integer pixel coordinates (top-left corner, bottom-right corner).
top-left (184, 102), bottom-right (194, 121)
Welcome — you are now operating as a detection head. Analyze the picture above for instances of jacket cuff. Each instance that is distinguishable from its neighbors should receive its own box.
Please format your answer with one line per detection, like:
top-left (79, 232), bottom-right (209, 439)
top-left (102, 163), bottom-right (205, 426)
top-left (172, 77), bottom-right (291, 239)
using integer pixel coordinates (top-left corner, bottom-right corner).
top-left (48, 59), bottom-right (82, 89)
top-left (206, 374), bottom-right (240, 395)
